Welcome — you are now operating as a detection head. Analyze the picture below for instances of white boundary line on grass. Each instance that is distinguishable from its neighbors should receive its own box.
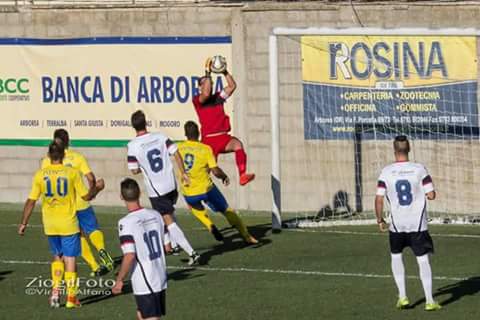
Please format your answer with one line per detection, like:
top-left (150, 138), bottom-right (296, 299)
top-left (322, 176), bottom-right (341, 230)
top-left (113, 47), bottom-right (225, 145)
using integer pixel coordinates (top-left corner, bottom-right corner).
top-left (0, 224), bottom-right (206, 232)
top-left (0, 259), bottom-right (476, 282)
top-left (1, 223), bottom-right (480, 239)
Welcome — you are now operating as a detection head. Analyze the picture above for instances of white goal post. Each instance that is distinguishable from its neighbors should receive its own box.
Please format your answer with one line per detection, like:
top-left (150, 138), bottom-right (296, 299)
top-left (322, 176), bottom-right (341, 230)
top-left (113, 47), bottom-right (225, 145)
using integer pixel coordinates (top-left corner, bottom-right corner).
top-left (269, 27), bottom-right (480, 229)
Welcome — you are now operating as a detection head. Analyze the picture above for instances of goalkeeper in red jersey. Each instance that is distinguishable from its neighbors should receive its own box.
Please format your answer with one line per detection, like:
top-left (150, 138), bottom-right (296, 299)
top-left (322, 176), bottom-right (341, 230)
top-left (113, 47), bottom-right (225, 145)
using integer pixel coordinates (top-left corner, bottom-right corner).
top-left (192, 58), bottom-right (255, 186)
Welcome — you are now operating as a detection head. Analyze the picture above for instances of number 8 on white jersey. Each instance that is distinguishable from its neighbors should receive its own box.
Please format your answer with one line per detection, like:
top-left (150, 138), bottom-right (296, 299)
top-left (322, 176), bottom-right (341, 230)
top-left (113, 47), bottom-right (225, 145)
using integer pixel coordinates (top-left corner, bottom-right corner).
top-left (376, 161), bottom-right (434, 233)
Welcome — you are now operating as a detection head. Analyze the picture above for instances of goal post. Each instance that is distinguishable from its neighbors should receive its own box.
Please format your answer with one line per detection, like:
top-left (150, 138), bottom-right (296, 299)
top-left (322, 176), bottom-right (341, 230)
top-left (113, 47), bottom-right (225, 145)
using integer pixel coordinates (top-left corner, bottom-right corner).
top-left (269, 34), bottom-right (282, 232)
top-left (269, 27), bottom-right (480, 228)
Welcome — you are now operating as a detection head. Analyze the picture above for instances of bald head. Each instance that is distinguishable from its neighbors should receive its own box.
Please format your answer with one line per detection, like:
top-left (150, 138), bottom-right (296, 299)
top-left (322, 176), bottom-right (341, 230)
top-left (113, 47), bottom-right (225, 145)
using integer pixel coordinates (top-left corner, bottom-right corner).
top-left (393, 135), bottom-right (410, 155)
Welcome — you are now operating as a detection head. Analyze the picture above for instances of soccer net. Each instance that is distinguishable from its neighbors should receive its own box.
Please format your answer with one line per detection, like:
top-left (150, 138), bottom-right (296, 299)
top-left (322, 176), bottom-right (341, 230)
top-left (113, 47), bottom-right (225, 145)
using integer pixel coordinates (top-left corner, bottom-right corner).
top-left (270, 28), bottom-right (480, 228)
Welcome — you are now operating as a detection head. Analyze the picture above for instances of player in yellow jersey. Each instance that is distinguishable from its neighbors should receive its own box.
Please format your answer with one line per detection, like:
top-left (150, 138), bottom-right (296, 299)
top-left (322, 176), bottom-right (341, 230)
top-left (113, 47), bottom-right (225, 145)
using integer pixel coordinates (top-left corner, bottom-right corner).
top-left (178, 121), bottom-right (257, 244)
top-left (19, 141), bottom-right (100, 309)
top-left (41, 129), bottom-right (113, 277)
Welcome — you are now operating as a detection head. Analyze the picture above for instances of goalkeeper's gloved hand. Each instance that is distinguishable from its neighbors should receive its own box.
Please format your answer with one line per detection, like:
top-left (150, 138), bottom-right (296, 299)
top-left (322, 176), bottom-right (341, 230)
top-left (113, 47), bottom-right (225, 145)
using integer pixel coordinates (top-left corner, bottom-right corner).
top-left (204, 57), bottom-right (212, 76)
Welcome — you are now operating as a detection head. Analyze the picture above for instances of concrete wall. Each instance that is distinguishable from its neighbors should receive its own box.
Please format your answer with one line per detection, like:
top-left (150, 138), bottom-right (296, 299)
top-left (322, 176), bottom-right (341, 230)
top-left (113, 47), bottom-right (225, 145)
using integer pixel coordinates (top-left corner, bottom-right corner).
top-left (1, 1), bottom-right (480, 214)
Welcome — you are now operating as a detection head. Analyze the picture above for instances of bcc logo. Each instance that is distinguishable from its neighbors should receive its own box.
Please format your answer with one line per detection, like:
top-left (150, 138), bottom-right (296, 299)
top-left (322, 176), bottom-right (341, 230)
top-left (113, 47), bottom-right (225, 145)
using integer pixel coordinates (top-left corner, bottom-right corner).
top-left (0, 78), bottom-right (29, 94)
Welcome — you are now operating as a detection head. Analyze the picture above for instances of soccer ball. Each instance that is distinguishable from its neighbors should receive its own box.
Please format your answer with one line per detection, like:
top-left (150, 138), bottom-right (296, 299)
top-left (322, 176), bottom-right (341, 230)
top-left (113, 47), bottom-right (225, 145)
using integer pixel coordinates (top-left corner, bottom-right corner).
top-left (210, 55), bottom-right (227, 73)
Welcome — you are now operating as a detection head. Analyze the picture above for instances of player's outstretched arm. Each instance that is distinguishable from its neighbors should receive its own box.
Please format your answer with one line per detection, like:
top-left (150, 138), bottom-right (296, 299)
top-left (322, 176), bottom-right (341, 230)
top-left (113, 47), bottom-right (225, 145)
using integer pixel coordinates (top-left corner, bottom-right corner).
top-left (211, 167), bottom-right (230, 186)
top-left (198, 57), bottom-right (213, 104)
top-left (18, 199), bottom-right (36, 235)
top-left (112, 252), bottom-right (136, 295)
top-left (375, 195), bottom-right (388, 232)
top-left (222, 70), bottom-right (237, 97)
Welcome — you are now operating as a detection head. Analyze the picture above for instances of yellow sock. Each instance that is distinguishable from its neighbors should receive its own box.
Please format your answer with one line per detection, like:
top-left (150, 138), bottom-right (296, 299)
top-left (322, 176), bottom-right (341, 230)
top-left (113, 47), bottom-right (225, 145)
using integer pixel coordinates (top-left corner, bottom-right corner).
top-left (89, 230), bottom-right (106, 251)
top-left (191, 207), bottom-right (214, 231)
top-left (224, 208), bottom-right (250, 240)
top-left (51, 261), bottom-right (64, 290)
top-left (64, 271), bottom-right (77, 298)
top-left (81, 236), bottom-right (99, 272)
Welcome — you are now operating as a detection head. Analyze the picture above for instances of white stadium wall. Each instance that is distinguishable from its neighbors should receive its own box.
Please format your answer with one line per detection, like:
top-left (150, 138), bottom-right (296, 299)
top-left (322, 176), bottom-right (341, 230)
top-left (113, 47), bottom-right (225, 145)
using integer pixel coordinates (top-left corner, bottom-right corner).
top-left (0, 1), bottom-right (479, 215)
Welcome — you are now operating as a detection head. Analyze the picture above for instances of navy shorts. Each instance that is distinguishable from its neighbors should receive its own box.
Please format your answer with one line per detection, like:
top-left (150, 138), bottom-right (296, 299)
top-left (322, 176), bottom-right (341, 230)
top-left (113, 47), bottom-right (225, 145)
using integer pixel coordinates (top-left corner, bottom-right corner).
top-left (150, 189), bottom-right (178, 215)
top-left (135, 290), bottom-right (166, 318)
top-left (47, 233), bottom-right (81, 257)
top-left (77, 206), bottom-right (99, 235)
top-left (184, 185), bottom-right (228, 213)
top-left (389, 231), bottom-right (434, 256)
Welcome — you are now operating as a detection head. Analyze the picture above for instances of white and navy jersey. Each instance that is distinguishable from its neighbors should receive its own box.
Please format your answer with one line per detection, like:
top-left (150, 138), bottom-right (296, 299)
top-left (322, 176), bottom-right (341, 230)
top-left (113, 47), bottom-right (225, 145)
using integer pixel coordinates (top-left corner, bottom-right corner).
top-left (376, 161), bottom-right (434, 233)
top-left (127, 132), bottom-right (178, 197)
top-left (118, 208), bottom-right (167, 295)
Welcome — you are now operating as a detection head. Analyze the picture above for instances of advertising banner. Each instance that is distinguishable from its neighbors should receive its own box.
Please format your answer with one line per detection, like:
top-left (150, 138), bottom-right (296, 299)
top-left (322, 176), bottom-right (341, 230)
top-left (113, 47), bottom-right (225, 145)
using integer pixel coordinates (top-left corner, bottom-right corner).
top-left (0, 37), bottom-right (232, 146)
top-left (302, 35), bottom-right (478, 139)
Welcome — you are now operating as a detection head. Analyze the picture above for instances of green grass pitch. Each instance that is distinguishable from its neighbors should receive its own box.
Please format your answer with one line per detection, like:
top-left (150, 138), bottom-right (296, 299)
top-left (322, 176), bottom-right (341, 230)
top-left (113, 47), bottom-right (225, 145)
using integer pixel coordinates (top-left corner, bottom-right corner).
top-left (0, 203), bottom-right (479, 320)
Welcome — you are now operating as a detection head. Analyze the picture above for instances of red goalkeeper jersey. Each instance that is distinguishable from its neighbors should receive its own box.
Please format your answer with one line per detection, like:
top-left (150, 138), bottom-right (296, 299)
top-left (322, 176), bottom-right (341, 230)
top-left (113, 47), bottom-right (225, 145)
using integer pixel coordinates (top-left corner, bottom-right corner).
top-left (192, 91), bottom-right (231, 138)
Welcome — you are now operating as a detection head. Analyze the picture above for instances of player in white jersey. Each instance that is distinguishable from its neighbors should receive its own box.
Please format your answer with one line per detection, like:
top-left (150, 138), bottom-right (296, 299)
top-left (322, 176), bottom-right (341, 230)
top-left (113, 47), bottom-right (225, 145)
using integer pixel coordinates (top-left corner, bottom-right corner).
top-left (375, 135), bottom-right (441, 312)
top-left (127, 110), bottom-right (200, 266)
top-left (112, 178), bottom-right (168, 319)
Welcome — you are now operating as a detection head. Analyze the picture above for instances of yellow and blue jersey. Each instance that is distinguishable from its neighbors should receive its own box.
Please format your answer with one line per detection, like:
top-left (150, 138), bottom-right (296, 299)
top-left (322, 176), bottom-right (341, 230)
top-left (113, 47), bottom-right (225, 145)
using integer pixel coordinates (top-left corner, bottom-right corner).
top-left (177, 140), bottom-right (218, 196)
top-left (41, 148), bottom-right (92, 211)
top-left (29, 164), bottom-right (88, 236)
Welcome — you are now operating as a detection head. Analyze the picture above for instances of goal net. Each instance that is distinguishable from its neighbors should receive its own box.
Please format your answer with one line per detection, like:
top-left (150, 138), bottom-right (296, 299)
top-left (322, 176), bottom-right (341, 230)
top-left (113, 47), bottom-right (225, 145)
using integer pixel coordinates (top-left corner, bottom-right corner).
top-left (270, 29), bottom-right (480, 228)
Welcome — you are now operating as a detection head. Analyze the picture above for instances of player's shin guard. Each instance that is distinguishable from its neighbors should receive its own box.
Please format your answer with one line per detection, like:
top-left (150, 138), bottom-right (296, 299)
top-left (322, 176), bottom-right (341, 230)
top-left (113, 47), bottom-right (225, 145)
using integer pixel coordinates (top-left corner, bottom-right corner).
top-left (167, 223), bottom-right (194, 256)
top-left (81, 236), bottom-right (99, 272)
top-left (190, 208), bottom-right (214, 231)
top-left (416, 254), bottom-right (434, 304)
top-left (64, 271), bottom-right (78, 298)
top-left (391, 253), bottom-right (407, 299)
top-left (89, 230), bottom-right (105, 251)
top-left (235, 149), bottom-right (247, 176)
top-left (51, 261), bottom-right (64, 290)
top-left (224, 208), bottom-right (250, 240)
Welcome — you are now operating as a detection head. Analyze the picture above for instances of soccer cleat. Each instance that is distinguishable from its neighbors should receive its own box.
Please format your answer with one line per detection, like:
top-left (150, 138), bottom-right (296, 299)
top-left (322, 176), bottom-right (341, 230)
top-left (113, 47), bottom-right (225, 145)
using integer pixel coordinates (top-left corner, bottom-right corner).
top-left (188, 252), bottom-right (201, 266)
top-left (171, 246), bottom-right (182, 256)
top-left (210, 225), bottom-right (224, 242)
top-left (166, 245), bottom-right (181, 256)
top-left (239, 173), bottom-right (255, 186)
top-left (65, 296), bottom-right (81, 309)
top-left (425, 302), bottom-right (442, 311)
top-left (98, 249), bottom-right (114, 272)
top-left (48, 288), bottom-right (60, 309)
top-left (396, 297), bottom-right (410, 309)
top-left (90, 265), bottom-right (110, 277)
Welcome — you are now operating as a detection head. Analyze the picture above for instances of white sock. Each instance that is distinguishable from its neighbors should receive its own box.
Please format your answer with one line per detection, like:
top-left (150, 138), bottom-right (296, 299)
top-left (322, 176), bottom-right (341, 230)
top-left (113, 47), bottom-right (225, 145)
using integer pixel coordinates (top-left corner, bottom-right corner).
top-left (167, 231), bottom-right (178, 248)
top-left (417, 254), bottom-right (434, 304)
top-left (170, 213), bottom-right (178, 248)
top-left (391, 253), bottom-right (407, 299)
top-left (167, 223), bottom-right (194, 256)
top-left (164, 231), bottom-right (171, 246)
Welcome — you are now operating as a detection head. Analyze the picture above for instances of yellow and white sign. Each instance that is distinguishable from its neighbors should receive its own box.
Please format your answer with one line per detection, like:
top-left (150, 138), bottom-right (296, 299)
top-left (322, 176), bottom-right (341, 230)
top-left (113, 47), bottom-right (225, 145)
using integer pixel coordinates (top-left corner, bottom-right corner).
top-left (0, 37), bottom-right (232, 146)
top-left (302, 35), bottom-right (476, 87)
top-left (301, 35), bottom-right (478, 140)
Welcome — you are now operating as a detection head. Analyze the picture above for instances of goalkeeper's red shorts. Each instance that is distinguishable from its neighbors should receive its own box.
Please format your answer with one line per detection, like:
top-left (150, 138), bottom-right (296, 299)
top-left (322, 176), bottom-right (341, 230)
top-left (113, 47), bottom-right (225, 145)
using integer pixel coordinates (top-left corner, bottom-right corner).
top-left (202, 133), bottom-right (232, 158)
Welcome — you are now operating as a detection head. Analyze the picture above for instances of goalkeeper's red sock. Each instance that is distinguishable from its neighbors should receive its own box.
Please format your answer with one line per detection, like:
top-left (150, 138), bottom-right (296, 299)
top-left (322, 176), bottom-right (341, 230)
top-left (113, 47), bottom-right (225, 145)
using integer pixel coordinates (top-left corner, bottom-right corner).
top-left (236, 148), bottom-right (255, 186)
top-left (235, 149), bottom-right (247, 176)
